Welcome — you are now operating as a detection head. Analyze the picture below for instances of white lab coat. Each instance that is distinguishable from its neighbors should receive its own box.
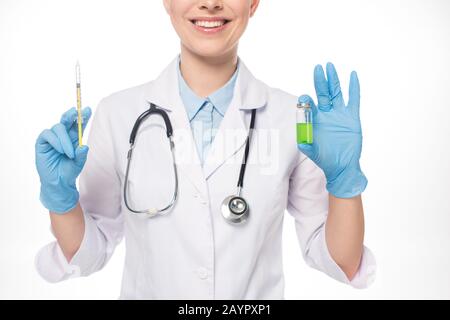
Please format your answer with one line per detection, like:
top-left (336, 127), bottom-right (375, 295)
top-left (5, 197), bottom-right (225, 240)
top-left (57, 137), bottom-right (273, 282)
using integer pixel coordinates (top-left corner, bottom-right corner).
top-left (35, 54), bottom-right (376, 299)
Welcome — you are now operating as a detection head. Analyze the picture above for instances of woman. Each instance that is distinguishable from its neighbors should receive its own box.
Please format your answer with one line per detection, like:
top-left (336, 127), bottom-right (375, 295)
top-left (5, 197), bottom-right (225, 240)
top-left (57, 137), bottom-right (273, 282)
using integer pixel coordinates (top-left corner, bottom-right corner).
top-left (35, 0), bottom-right (375, 299)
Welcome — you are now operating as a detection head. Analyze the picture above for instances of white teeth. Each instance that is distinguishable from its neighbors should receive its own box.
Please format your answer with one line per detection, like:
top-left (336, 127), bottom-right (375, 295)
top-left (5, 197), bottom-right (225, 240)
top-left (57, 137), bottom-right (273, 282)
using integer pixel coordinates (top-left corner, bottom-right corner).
top-left (194, 20), bottom-right (225, 28)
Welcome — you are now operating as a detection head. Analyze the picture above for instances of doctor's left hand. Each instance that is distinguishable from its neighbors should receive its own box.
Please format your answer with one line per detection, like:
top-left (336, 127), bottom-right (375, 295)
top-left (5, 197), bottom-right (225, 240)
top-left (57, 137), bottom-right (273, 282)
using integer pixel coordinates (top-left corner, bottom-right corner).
top-left (297, 63), bottom-right (368, 198)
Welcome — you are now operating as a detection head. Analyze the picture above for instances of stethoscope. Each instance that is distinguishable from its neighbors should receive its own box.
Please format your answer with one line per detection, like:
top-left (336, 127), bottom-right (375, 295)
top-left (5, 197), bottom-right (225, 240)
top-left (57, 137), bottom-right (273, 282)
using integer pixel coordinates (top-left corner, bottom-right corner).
top-left (123, 103), bottom-right (256, 225)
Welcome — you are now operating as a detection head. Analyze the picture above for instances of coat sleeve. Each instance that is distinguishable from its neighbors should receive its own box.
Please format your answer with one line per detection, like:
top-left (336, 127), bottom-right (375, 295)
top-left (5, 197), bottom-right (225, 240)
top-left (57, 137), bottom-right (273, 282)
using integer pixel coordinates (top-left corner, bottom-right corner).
top-left (35, 98), bottom-right (124, 283)
top-left (286, 152), bottom-right (376, 289)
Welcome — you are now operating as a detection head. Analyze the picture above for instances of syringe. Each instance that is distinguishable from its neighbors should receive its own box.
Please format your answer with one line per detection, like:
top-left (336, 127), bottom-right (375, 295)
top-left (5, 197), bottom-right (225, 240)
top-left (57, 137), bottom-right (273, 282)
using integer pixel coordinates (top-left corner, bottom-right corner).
top-left (76, 61), bottom-right (83, 146)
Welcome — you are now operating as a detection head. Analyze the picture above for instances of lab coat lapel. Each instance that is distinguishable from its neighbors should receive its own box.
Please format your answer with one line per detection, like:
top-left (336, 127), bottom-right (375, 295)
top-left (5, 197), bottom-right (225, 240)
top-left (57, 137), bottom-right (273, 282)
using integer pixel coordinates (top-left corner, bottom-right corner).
top-left (202, 59), bottom-right (268, 180)
top-left (143, 55), bottom-right (208, 197)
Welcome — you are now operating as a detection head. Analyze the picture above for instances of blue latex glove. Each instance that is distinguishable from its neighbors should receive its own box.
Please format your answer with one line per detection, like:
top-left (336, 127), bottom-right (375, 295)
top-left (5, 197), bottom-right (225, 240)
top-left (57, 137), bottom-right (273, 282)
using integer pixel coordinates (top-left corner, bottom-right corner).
top-left (35, 107), bottom-right (92, 213)
top-left (298, 63), bottom-right (368, 198)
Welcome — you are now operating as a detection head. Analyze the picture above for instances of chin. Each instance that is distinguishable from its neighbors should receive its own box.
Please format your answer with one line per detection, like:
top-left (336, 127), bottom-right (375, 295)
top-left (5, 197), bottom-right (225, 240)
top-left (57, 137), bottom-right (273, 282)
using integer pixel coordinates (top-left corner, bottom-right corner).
top-left (188, 42), bottom-right (234, 59)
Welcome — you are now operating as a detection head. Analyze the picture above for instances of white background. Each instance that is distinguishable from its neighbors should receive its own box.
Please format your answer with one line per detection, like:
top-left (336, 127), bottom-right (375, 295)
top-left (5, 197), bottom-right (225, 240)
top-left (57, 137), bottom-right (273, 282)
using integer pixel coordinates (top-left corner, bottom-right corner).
top-left (1, 0), bottom-right (449, 299)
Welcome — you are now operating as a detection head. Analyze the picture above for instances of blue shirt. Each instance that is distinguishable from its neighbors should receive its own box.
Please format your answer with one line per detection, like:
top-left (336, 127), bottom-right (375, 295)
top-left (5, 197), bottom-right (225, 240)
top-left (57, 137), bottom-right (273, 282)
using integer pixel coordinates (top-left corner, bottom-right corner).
top-left (177, 56), bottom-right (239, 165)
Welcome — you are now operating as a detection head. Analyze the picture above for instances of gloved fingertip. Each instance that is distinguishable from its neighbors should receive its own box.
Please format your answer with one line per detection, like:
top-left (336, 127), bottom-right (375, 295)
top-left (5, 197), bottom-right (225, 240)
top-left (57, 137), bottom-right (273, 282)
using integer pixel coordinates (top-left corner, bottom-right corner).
top-left (60, 107), bottom-right (78, 124)
top-left (298, 94), bottom-right (313, 104)
top-left (83, 106), bottom-right (92, 115)
top-left (81, 107), bottom-right (93, 122)
top-left (77, 145), bottom-right (89, 154)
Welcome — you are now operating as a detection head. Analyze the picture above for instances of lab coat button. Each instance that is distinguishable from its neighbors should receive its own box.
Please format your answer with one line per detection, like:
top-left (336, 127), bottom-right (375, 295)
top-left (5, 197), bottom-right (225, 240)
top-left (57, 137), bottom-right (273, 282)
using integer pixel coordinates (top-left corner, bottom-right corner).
top-left (197, 267), bottom-right (208, 280)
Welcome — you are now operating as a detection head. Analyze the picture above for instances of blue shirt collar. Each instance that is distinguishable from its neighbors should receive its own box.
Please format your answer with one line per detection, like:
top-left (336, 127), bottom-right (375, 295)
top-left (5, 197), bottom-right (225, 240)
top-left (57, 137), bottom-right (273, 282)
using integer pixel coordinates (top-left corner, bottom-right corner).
top-left (177, 55), bottom-right (239, 120)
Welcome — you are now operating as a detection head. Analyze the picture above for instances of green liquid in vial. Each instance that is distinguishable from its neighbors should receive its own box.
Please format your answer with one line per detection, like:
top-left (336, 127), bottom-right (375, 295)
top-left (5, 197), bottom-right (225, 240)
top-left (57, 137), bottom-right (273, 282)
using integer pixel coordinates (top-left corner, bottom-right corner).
top-left (297, 123), bottom-right (313, 144)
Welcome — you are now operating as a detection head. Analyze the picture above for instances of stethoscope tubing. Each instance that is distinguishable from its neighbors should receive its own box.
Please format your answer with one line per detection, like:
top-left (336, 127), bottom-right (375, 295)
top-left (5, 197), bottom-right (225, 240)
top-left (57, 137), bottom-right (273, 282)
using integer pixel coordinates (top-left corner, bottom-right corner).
top-left (123, 103), bottom-right (178, 217)
top-left (123, 103), bottom-right (256, 224)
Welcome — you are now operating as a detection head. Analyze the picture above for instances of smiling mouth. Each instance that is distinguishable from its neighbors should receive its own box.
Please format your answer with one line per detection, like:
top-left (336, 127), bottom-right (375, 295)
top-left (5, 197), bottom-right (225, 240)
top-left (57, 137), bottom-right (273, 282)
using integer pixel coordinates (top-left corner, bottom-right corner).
top-left (189, 19), bottom-right (231, 28)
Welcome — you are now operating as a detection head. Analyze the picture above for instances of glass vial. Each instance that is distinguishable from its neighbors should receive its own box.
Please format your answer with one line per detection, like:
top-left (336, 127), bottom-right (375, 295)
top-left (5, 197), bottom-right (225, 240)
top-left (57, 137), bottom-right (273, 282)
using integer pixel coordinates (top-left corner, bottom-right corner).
top-left (296, 101), bottom-right (313, 144)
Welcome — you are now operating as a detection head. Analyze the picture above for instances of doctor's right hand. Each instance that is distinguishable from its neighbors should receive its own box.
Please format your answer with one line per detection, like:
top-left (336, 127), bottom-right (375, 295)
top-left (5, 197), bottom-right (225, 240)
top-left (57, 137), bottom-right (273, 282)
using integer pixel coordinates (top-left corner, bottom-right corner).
top-left (35, 107), bottom-right (92, 214)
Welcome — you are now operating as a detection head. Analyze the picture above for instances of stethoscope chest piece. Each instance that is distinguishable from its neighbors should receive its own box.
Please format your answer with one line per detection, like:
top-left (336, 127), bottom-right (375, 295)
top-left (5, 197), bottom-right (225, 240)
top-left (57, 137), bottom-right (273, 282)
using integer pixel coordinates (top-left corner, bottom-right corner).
top-left (220, 108), bottom-right (256, 225)
top-left (221, 195), bottom-right (249, 224)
